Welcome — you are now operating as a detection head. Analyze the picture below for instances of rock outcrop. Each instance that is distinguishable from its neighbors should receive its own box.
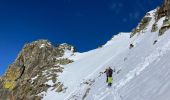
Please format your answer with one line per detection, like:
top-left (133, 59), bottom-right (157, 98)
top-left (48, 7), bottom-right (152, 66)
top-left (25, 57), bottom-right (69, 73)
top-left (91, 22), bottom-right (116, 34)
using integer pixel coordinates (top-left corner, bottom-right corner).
top-left (158, 0), bottom-right (170, 35)
top-left (0, 40), bottom-right (75, 100)
top-left (159, 17), bottom-right (170, 35)
top-left (157, 0), bottom-right (170, 19)
top-left (130, 15), bottom-right (152, 38)
top-left (131, 0), bottom-right (170, 38)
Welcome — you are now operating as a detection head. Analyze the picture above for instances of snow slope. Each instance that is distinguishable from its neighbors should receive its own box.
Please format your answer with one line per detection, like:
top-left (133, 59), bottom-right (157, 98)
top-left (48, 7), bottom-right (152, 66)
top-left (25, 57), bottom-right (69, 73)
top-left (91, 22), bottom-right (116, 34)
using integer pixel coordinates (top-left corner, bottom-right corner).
top-left (42, 9), bottom-right (170, 100)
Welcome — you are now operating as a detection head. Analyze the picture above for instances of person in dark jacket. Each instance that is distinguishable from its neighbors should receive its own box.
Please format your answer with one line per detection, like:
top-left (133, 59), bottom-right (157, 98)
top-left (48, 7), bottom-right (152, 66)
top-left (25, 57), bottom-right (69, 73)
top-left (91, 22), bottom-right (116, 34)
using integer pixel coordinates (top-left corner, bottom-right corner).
top-left (104, 67), bottom-right (113, 86)
top-left (104, 68), bottom-right (109, 82)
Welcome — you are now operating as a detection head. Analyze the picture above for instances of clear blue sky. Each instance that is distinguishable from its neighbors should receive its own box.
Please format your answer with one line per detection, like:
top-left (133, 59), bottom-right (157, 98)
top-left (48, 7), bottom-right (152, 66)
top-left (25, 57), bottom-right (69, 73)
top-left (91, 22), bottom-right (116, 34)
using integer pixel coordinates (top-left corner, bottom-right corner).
top-left (0, 0), bottom-right (162, 75)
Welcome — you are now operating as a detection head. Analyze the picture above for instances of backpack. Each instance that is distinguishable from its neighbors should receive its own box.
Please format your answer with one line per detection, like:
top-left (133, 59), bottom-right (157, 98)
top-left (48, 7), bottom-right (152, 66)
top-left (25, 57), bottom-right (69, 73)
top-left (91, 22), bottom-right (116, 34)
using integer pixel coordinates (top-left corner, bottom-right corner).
top-left (108, 69), bottom-right (113, 77)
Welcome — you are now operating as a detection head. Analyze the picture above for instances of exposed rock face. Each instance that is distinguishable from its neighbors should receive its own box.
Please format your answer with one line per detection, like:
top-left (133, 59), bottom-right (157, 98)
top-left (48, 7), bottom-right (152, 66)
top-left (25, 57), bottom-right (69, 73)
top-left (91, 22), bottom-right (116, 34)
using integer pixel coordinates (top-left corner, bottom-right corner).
top-left (151, 23), bottom-right (158, 32)
top-left (131, 0), bottom-right (170, 38)
top-left (157, 0), bottom-right (170, 19)
top-left (56, 43), bottom-right (76, 52)
top-left (159, 17), bottom-right (170, 35)
top-left (164, 0), bottom-right (170, 16)
top-left (0, 40), bottom-right (75, 100)
top-left (157, 0), bottom-right (170, 35)
top-left (130, 15), bottom-right (152, 38)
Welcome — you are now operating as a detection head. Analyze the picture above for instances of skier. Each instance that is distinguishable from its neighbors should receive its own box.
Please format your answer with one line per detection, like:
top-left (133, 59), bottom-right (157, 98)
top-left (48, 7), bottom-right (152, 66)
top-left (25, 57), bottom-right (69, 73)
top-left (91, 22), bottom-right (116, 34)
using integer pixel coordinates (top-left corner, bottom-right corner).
top-left (104, 67), bottom-right (113, 86)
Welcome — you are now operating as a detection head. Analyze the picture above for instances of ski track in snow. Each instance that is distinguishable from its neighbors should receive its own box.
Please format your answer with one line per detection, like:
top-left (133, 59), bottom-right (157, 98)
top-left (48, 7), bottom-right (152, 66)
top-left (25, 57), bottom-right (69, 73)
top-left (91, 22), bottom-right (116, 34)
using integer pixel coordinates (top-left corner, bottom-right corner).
top-left (64, 49), bottom-right (127, 100)
top-left (93, 39), bottom-right (170, 100)
top-left (42, 9), bottom-right (170, 100)
top-left (65, 38), bottom-right (170, 100)
top-left (94, 86), bottom-right (122, 100)
top-left (63, 36), bottom-right (170, 100)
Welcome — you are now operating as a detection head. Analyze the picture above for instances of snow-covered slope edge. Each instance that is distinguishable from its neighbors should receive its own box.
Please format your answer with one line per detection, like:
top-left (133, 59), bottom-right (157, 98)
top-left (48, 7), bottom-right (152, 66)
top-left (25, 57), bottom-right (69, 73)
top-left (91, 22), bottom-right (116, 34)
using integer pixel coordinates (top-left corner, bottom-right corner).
top-left (43, 2), bottom-right (170, 100)
top-left (42, 32), bottom-right (130, 100)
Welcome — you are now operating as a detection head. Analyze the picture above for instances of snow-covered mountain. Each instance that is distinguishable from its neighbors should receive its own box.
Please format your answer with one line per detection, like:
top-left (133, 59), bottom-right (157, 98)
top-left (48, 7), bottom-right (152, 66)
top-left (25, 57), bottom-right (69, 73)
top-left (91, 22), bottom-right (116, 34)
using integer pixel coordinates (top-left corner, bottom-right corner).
top-left (0, 0), bottom-right (170, 100)
top-left (42, 0), bottom-right (170, 100)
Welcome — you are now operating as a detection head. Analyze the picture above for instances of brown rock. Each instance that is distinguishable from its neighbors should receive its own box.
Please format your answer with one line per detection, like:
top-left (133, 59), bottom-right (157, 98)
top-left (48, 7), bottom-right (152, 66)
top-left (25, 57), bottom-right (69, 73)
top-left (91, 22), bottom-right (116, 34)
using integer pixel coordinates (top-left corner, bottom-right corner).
top-left (0, 40), bottom-right (75, 99)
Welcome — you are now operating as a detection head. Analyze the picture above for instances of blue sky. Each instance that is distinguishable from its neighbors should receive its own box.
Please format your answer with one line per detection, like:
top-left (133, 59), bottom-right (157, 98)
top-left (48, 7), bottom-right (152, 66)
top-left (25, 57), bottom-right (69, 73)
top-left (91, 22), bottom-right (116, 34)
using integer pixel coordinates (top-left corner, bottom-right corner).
top-left (0, 0), bottom-right (162, 75)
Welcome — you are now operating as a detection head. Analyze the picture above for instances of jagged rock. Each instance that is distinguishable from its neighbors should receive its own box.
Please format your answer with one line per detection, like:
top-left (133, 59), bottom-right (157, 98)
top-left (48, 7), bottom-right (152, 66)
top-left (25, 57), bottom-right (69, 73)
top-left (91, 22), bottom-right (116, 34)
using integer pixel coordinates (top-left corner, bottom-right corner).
top-left (52, 74), bottom-right (57, 83)
top-left (151, 23), bottom-right (158, 32)
top-left (157, 0), bottom-right (170, 19)
top-left (56, 43), bottom-right (76, 52)
top-left (0, 40), bottom-right (75, 99)
top-left (159, 17), bottom-right (170, 35)
top-left (130, 16), bottom-right (152, 38)
top-left (56, 58), bottom-right (73, 65)
top-left (55, 83), bottom-right (64, 92)
top-left (0, 89), bottom-right (10, 100)
top-left (130, 0), bottom-right (170, 37)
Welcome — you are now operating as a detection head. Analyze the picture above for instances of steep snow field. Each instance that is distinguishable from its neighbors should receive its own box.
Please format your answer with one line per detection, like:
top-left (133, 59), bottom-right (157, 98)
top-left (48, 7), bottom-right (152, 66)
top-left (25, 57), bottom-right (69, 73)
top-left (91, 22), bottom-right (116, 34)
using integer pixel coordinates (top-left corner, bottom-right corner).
top-left (43, 10), bottom-right (170, 100)
top-left (43, 32), bottom-right (130, 100)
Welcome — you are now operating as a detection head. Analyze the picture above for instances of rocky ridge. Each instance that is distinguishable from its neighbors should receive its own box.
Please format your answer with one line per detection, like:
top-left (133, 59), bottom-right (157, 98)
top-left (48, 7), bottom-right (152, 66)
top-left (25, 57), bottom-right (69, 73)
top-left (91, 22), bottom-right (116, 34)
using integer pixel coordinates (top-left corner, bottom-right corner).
top-left (0, 0), bottom-right (170, 100)
top-left (0, 40), bottom-right (75, 100)
top-left (131, 0), bottom-right (170, 38)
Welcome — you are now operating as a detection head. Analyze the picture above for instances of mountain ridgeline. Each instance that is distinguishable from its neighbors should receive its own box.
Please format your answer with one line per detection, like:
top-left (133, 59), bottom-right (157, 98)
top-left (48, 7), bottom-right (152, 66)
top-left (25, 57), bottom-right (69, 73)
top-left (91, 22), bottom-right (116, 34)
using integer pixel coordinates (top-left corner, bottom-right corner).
top-left (131, 0), bottom-right (170, 38)
top-left (0, 40), bottom-right (75, 100)
top-left (0, 0), bottom-right (170, 100)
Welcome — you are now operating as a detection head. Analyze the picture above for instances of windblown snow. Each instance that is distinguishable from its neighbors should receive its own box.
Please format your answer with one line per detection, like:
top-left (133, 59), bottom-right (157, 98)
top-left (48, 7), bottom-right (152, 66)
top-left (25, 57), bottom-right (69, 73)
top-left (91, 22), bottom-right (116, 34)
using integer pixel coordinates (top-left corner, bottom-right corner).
top-left (42, 9), bottom-right (170, 100)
